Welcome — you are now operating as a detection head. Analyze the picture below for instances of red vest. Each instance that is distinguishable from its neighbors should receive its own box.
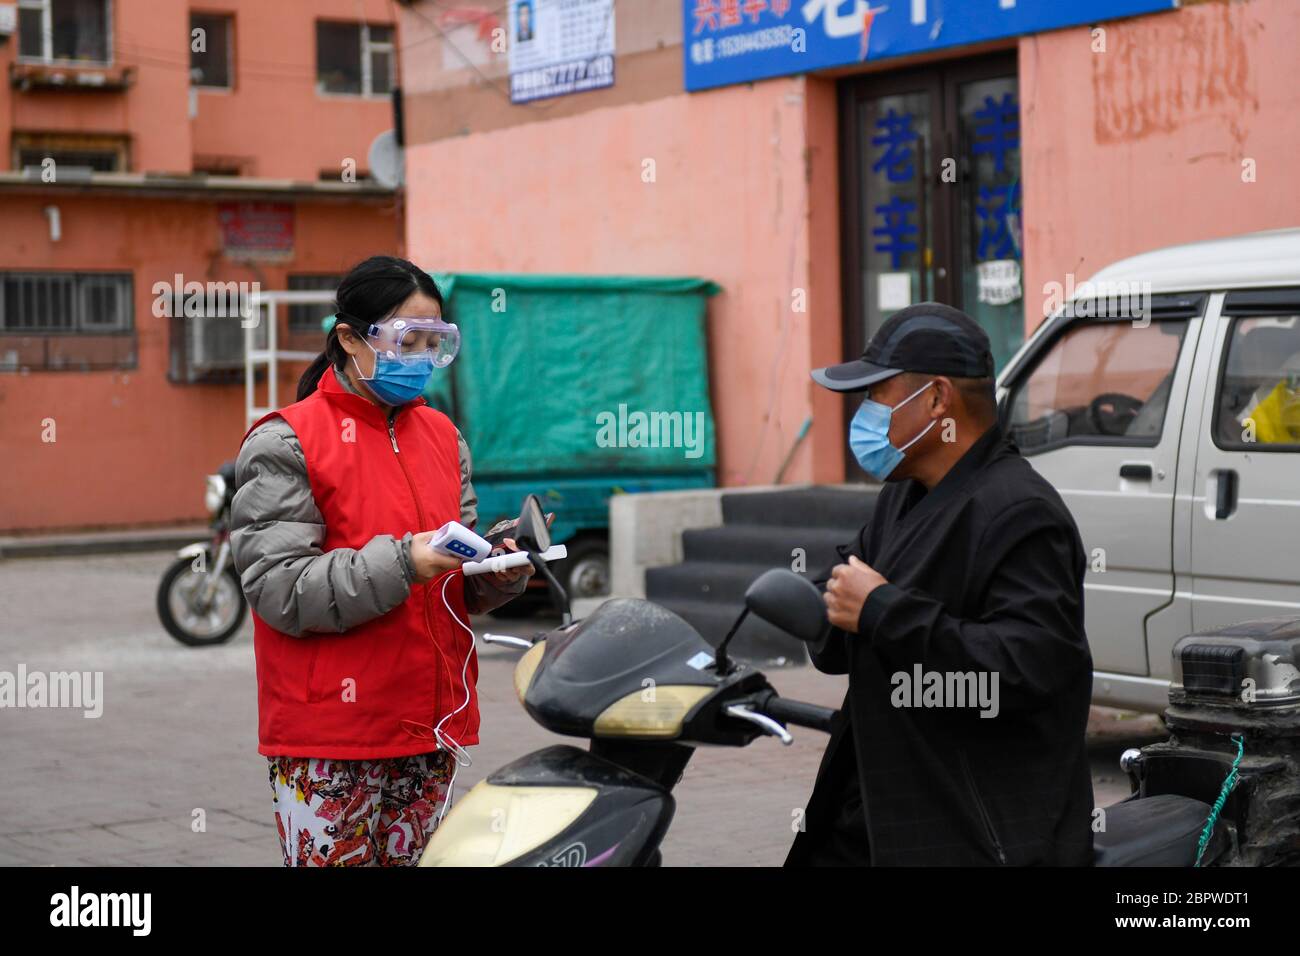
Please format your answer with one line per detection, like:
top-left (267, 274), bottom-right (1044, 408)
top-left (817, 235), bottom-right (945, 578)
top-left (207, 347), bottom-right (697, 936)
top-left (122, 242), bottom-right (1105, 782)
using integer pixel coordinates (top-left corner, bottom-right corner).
top-left (244, 365), bottom-right (477, 759)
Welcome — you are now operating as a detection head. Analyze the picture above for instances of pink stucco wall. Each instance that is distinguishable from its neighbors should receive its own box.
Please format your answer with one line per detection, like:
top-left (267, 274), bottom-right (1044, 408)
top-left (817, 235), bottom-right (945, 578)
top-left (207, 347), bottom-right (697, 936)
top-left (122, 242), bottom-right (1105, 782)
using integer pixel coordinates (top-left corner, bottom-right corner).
top-left (0, 0), bottom-right (408, 532)
top-left (405, 78), bottom-right (841, 487)
top-left (3, 0), bottom-right (192, 173)
top-left (1019, 0), bottom-right (1300, 331)
top-left (186, 0), bottom-right (396, 179)
top-left (0, 0), bottom-right (396, 180)
top-left (0, 194), bottom-right (401, 532)
top-left (403, 0), bottom-right (1297, 491)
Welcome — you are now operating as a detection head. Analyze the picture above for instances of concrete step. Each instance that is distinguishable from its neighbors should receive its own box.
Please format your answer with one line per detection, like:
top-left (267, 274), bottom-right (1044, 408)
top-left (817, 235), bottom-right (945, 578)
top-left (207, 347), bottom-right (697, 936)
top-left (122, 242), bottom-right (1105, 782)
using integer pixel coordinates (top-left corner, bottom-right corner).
top-left (680, 524), bottom-right (848, 571)
top-left (655, 597), bottom-right (811, 666)
top-left (642, 486), bottom-right (878, 664)
top-left (720, 485), bottom-right (876, 529)
top-left (646, 560), bottom-right (815, 606)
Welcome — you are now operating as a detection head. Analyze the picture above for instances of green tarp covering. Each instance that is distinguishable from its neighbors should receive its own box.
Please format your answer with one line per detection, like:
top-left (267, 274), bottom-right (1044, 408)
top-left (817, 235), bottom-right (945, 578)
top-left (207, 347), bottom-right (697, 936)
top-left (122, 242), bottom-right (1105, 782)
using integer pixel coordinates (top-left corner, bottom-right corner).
top-left (431, 273), bottom-right (718, 479)
top-left (330, 273), bottom-right (720, 480)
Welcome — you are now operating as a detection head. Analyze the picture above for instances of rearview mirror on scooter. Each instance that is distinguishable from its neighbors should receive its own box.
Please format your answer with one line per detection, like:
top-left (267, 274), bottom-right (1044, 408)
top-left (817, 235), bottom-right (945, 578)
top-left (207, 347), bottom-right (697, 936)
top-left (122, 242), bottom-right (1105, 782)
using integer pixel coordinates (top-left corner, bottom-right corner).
top-left (744, 569), bottom-right (830, 645)
top-left (515, 493), bottom-right (552, 554)
top-left (516, 493), bottom-right (569, 624)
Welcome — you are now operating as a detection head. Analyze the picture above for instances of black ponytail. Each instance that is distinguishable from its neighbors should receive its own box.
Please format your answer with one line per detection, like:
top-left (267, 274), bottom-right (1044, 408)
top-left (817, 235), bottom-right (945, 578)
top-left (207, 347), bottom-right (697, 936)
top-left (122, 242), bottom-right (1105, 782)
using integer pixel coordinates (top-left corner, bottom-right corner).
top-left (297, 351), bottom-right (335, 402)
top-left (295, 256), bottom-right (445, 402)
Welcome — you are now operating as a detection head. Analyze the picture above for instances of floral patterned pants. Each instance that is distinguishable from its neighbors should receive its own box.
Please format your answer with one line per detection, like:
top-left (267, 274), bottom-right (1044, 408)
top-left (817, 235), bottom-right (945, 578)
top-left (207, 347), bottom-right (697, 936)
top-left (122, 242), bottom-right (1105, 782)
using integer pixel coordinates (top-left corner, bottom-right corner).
top-left (267, 751), bottom-right (454, 867)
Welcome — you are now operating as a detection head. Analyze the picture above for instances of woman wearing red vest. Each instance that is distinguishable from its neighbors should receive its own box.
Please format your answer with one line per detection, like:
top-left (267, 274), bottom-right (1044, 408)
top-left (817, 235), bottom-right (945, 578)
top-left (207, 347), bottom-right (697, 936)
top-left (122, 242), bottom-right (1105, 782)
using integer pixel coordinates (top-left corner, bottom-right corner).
top-left (230, 256), bottom-right (532, 867)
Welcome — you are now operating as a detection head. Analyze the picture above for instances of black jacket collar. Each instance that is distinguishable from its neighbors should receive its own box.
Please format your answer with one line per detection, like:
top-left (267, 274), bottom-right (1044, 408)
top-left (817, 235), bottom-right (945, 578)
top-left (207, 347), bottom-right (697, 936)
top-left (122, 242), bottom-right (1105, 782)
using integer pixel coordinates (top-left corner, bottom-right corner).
top-left (892, 422), bottom-right (1007, 532)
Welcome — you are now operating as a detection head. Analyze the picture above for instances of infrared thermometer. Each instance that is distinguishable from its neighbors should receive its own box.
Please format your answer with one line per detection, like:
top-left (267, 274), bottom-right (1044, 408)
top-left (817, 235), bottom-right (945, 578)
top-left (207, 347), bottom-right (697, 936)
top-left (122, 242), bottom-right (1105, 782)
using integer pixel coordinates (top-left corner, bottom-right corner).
top-left (428, 521), bottom-right (494, 562)
top-left (463, 544), bottom-right (567, 577)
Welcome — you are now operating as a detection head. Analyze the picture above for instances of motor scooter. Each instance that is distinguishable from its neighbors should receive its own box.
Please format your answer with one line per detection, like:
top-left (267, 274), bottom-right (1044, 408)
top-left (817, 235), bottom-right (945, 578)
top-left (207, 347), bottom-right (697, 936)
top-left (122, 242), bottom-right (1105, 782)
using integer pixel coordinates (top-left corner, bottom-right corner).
top-left (420, 495), bottom-right (1299, 866)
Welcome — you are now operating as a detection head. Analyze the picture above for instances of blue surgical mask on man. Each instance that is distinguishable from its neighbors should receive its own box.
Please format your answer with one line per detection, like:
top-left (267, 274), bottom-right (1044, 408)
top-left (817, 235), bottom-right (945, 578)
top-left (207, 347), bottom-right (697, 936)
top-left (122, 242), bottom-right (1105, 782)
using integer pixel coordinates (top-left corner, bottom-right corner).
top-left (849, 380), bottom-right (938, 480)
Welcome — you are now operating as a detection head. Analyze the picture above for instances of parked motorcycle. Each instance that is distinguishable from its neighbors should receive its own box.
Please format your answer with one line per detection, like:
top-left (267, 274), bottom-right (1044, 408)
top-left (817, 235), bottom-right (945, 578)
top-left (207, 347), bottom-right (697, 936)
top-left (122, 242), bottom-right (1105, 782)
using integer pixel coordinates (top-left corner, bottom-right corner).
top-left (419, 495), bottom-right (1298, 866)
top-left (156, 461), bottom-right (248, 647)
top-left (1106, 617), bottom-right (1300, 866)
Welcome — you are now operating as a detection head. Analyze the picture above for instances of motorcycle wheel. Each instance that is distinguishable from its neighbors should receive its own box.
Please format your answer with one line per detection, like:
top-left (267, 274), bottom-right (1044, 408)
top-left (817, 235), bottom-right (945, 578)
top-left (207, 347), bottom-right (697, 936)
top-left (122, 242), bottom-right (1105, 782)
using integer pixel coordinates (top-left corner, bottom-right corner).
top-left (156, 557), bottom-right (248, 647)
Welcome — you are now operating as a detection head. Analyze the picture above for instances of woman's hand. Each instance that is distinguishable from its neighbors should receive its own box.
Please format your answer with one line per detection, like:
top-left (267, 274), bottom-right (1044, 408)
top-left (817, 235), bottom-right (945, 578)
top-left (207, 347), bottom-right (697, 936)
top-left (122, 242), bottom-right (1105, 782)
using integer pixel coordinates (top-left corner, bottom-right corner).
top-left (409, 531), bottom-right (465, 585)
top-left (491, 537), bottom-right (535, 587)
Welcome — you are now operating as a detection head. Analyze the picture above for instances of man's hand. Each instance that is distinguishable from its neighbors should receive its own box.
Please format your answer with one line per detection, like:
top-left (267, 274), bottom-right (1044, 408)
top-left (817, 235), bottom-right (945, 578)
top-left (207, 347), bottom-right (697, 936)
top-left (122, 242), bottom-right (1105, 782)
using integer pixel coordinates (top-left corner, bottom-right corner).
top-left (824, 555), bottom-right (888, 632)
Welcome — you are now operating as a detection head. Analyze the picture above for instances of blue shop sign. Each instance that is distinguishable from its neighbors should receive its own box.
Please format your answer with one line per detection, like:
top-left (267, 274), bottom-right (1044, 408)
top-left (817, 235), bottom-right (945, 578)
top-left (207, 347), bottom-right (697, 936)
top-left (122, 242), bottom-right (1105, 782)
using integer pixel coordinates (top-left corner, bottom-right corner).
top-left (682, 0), bottom-right (1176, 92)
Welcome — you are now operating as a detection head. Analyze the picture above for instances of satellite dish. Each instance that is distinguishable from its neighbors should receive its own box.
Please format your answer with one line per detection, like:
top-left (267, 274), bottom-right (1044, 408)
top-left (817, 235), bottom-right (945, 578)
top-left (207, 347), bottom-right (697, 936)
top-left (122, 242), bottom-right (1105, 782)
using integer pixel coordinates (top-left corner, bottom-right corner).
top-left (368, 129), bottom-right (405, 188)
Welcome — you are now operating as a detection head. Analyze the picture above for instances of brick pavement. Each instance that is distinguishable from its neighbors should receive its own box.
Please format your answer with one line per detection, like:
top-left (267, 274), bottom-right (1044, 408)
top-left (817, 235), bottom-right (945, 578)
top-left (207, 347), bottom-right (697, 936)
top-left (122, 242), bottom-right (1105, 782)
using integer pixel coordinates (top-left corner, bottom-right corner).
top-left (0, 553), bottom-right (1162, 866)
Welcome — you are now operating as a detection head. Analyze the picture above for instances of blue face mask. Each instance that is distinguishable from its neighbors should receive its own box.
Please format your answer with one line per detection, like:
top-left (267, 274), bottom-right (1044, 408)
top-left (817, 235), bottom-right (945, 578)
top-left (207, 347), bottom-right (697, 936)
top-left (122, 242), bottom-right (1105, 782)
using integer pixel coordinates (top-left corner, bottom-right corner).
top-left (353, 345), bottom-right (435, 406)
top-left (849, 380), bottom-right (938, 480)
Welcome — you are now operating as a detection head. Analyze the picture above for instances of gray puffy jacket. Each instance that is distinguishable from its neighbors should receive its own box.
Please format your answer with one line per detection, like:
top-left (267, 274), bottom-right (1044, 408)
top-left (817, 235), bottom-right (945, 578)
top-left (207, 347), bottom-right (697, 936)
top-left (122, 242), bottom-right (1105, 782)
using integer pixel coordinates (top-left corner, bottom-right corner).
top-left (229, 368), bottom-right (527, 636)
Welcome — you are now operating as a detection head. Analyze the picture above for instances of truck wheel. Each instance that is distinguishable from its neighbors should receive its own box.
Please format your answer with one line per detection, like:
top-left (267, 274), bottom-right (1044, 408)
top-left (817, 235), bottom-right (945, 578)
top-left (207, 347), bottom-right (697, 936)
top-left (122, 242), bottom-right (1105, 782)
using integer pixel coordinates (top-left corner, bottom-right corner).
top-left (560, 538), bottom-right (610, 600)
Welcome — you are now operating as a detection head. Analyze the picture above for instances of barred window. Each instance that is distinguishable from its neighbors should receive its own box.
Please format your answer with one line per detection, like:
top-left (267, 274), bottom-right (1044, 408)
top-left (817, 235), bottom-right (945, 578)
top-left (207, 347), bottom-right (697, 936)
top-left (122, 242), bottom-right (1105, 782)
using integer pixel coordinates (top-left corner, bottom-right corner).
top-left (287, 274), bottom-right (342, 332)
top-left (0, 272), bottom-right (135, 371)
top-left (13, 132), bottom-right (130, 174)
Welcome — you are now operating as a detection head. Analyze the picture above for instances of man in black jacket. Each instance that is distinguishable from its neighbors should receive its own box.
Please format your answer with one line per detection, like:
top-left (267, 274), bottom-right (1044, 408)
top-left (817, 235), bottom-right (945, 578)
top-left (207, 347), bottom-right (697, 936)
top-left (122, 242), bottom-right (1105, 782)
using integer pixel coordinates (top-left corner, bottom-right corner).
top-left (787, 302), bottom-right (1094, 866)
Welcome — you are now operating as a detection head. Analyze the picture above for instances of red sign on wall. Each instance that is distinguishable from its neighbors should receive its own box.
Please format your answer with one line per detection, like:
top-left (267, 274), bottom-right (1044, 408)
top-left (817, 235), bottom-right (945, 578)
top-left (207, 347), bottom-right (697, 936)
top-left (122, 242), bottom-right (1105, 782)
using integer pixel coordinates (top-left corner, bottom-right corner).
top-left (217, 202), bottom-right (295, 259)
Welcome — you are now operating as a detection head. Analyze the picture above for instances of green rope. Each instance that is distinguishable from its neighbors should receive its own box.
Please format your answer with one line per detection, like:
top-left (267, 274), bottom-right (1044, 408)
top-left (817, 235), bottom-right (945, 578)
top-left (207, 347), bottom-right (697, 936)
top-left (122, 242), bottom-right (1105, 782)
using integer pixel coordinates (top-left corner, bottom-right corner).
top-left (1194, 733), bottom-right (1244, 867)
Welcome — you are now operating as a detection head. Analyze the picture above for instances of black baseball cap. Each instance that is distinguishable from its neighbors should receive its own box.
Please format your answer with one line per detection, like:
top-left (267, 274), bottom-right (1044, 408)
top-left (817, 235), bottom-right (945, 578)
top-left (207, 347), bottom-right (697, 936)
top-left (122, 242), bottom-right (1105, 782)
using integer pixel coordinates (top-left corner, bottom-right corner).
top-left (811, 302), bottom-right (995, 392)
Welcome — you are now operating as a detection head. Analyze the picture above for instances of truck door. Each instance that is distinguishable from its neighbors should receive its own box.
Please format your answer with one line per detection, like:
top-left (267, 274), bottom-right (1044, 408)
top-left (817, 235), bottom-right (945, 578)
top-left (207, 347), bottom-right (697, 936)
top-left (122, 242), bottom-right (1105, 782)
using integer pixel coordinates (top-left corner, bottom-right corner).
top-left (1000, 294), bottom-right (1206, 680)
top-left (1187, 287), bottom-right (1300, 634)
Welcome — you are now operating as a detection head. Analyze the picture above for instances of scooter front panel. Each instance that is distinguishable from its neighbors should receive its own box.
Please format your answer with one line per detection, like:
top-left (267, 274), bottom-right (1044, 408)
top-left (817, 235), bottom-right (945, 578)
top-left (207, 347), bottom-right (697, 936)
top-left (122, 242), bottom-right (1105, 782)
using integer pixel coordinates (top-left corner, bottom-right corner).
top-left (420, 745), bottom-right (674, 867)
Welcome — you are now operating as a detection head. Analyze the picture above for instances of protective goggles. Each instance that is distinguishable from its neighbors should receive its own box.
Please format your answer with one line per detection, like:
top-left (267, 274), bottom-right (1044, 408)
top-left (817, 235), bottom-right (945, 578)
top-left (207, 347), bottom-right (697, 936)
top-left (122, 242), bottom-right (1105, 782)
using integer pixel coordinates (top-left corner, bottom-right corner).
top-left (364, 316), bottom-right (460, 368)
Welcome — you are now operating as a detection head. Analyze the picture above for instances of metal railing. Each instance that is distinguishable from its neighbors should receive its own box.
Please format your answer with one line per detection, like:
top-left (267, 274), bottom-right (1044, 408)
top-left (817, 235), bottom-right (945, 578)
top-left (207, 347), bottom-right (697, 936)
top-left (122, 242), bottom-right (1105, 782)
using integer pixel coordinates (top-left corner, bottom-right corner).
top-left (242, 290), bottom-right (334, 428)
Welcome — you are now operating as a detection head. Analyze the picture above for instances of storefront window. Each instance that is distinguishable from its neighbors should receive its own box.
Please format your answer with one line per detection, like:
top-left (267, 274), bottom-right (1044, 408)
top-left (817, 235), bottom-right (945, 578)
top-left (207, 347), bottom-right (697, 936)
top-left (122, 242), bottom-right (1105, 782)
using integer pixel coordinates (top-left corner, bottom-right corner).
top-left (843, 55), bottom-right (1024, 377)
top-left (859, 91), bottom-right (933, 341)
top-left (958, 77), bottom-right (1023, 370)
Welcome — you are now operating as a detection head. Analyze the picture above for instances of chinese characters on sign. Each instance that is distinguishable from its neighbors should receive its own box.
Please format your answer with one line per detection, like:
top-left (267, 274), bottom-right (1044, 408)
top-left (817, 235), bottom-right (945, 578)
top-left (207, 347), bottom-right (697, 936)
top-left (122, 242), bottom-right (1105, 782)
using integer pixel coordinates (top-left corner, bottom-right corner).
top-left (968, 91), bottom-right (1022, 305)
top-left (687, 0), bottom-right (796, 74)
top-left (509, 0), bottom-right (615, 104)
top-left (863, 93), bottom-right (928, 318)
top-left (217, 202), bottom-right (294, 259)
top-left (682, 0), bottom-right (1178, 92)
top-left (871, 106), bottom-right (920, 271)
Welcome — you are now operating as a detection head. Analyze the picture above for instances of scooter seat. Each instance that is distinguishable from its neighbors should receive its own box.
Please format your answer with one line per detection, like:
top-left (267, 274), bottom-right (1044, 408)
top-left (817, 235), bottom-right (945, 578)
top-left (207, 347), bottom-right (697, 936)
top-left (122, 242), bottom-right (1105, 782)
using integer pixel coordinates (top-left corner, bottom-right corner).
top-left (1092, 794), bottom-right (1224, 867)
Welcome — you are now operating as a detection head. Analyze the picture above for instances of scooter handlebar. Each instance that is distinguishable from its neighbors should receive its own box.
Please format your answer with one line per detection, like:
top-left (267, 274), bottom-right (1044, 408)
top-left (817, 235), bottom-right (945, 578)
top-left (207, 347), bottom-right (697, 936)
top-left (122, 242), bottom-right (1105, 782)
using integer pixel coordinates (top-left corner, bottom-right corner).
top-left (480, 632), bottom-right (537, 649)
top-left (760, 693), bottom-right (838, 734)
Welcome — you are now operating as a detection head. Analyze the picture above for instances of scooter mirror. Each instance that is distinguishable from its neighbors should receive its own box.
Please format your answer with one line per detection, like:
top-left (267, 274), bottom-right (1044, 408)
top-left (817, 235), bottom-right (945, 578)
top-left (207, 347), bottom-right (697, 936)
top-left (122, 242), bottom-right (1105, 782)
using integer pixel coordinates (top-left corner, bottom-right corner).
top-left (744, 569), bottom-right (830, 644)
top-left (515, 493), bottom-right (551, 554)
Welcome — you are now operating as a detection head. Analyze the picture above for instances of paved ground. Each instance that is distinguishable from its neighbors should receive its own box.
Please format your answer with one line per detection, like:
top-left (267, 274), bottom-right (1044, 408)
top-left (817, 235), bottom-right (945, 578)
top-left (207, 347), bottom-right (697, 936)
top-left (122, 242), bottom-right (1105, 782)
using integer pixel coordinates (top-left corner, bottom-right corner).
top-left (0, 552), bottom-right (1164, 866)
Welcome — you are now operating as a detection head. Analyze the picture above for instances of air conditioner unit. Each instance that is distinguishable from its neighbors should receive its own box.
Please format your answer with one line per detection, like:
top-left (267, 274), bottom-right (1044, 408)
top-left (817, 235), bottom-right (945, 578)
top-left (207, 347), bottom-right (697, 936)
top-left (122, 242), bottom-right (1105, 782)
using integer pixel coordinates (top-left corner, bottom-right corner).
top-left (0, 5), bottom-right (16, 39)
top-left (186, 313), bottom-right (268, 379)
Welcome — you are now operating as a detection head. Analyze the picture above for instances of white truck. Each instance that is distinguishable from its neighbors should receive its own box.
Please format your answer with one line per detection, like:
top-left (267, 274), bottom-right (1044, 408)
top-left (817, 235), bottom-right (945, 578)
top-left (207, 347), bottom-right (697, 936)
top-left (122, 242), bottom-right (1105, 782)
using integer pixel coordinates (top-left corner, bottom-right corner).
top-left (996, 228), bottom-right (1300, 711)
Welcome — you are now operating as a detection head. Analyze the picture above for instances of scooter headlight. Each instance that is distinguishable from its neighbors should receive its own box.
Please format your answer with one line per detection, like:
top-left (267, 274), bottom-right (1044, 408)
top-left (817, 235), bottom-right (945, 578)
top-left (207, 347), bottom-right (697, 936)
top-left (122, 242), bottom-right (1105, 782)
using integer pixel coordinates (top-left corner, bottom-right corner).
top-left (204, 474), bottom-right (227, 514)
top-left (418, 781), bottom-right (597, 867)
top-left (593, 685), bottom-right (713, 738)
